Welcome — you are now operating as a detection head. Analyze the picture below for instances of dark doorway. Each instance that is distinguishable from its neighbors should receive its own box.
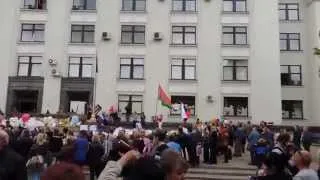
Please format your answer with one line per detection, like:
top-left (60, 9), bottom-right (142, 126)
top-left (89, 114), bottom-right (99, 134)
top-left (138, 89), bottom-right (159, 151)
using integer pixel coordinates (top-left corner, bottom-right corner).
top-left (66, 91), bottom-right (90, 114)
top-left (14, 90), bottom-right (39, 113)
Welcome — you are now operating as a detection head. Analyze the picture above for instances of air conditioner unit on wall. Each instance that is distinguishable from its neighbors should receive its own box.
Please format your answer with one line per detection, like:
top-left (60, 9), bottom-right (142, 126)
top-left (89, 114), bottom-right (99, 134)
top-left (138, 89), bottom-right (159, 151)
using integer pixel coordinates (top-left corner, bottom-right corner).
top-left (102, 32), bottom-right (111, 41)
top-left (153, 32), bottom-right (163, 41)
top-left (48, 59), bottom-right (57, 66)
top-left (207, 95), bottom-right (214, 103)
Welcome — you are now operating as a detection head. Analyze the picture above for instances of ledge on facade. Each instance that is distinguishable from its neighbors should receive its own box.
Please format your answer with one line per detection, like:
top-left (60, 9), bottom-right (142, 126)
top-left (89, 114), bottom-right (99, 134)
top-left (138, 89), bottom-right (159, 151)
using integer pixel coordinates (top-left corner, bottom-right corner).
top-left (61, 77), bottom-right (94, 83)
top-left (221, 11), bottom-right (249, 15)
top-left (170, 10), bottom-right (198, 15)
top-left (224, 116), bottom-right (252, 121)
top-left (221, 44), bottom-right (250, 48)
top-left (69, 42), bottom-right (96, 46)
top-left (17, 41), bottom-right (45, 45)
top-left (169, 79), bottom-right (197, 83)
top-left (71, 9), bottom-right (97, 13)
top-left (9, 76), bottom-right (44, 82)
top-left (221, 80), bottom-right (251, 84)
top-left (117, 78), bottom-right (145, 82)
top-left (20, 8), bottom-right (48, 13)
top-left (120, 10), bottom-right (147, 14)
top-left (279, 20), bottom-right (303, 23)
top-left (280, 50), bottom-right (304, 53)
top-left (169, 44), bottom-right (197, 48)
top-left (281, 85), bottom-right (304, 88)
top-left (119, 43), bottom-right (146, 47)
top-left (282, 118), bottom-right (305, 121)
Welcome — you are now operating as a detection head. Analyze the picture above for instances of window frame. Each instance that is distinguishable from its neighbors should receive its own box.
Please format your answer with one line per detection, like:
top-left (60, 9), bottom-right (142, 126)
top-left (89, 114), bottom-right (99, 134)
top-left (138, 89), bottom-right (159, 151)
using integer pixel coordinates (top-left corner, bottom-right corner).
top-left (171, 58), bottom-right (196, 80)
top-left (119, 57), bottom-right (144, 80)
top-left (72, 0), bottom-right (96, 10)
top-left (68, 57), bottom-right (93, 78)
top-left (20, 24), bottom-right (45, 42)
top-left (222, 26), bottom-right (248, 45)
top-left (70, 25), bottom-right (95, 43)
top-left (223, 0), bottom-right (247, 12)
top-left (121, 0), bottom-right (146, 11)
top-left (223, 59), bottom-right (248, 81)
top-left (280, 33), bottom-right (301, 51)
top-left (171, 26), bottom-right (197, 45)
top-left (23, 0), bottom-right (47, 10)
top-left (170, 95), bottom-right (196, 116)
top-left (282, 100), bottom-right (303, 119)
top-left (17, 56), bottom-right (42, 77)
top-left (120, 25), bottom-right (146, 44)
top-left (118, 95), bottom-right (143, 114)
top-left (172, 0), bottom-right (197, 12)
top-left (279, 3), bottom-right (299, 21)
top-left (280, 65), bottom-right (302, 86)
top-left (223, 97), bottom-right (248, 117)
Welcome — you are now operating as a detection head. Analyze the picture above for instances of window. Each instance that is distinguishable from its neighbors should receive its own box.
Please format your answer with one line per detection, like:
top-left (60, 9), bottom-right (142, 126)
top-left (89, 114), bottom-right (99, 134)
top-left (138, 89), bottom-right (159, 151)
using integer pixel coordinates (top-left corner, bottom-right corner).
top-left (68, 57), bottom-right (94, 78)
top-left (223, 26), bottom-right (247, 45)
top-left (23, 0), bottom-right (46, 9)
top-left (171, 96), bottom-right (195, 115)
top-left (224, 97), bottom-right (248, 117)
top-left (281, 65), bottom-right (302, 86)
top-left (279, 3), bottom-right (299, 21)
top-left (20, 24), bottom-right (45, 42)
top-left (14, 90), bottom-right (39, 113)
top-left (71, 25), bottom-right (95, 43)
top-left (120, 58), bottom-right (144, 79)
top-left (73, 0), bottom-right (96, 10)
top-left (280, 33), bottom-right (301, 51)
top-left (223, 60), bottom-right (248, 81)
top-left (172, 26), bottom-right (196, 45)
top-left (282, 100), bottom-right (303, 119)
top-left (172, 0), bottom-right (196, 12)
top-left (223, 0), bottom-right (247, 12)
top-left (118, 95), bottom-right (143, 114)
top-left (171, 58), bottom-right (196, 80)
top-left (122, 0), bottom-right (146, 11)
top-left (121, 25), bottom-right (145, 44)
top-left (17, 56), bottom-right (42, 77)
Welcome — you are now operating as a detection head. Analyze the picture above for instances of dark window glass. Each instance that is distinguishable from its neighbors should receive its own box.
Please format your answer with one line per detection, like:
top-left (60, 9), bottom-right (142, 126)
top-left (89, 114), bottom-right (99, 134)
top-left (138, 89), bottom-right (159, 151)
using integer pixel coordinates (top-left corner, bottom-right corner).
top-left (120, 58), bottom-right (144, 79)
top-left (223, 0), bottom-right (247, 12)
top-left (280, 33), bottom-right (301, 51)
top-left (122, 0), bottom-right (146, 11)
top-left (222, 26), bottom-right (247, 45)
top-left (282, 100), bottom-right (303, 119)
top-left (171, 58), bottom-right (196, 80)
top-left (172, 26), bottom-right (196, 45)
top-left (73, 0), bottom-right (96, 10)
top-left (223, 60), bottom-right (248, 81)
top-left (118, 95), bottom-right (143, 114)
top-left (121, 25), bottom-right (145, 44)
top-left (172, 0), bottom-right (196, 12)
top-left (279, 3), bottom-right (299, 20)
top-left (20, 24), bottom-right (45, 42)
top-left (171, 96), bottom-right (195, 115)
top-left (71, 25), bottom-right (95, 43)
top-left (281, 65), bottom-right (302, 86)
top-left (23, 0), bottom-right (47, 9)
top-left (69, 57), bottom-right (94, 78)
top-left (224, 97), bottom-right (248, 117)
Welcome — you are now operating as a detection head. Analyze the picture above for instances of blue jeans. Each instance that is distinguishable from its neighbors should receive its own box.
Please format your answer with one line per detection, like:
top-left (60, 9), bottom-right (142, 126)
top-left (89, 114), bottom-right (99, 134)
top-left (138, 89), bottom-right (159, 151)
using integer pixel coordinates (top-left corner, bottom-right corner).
top-left (28, 171), bottom-right (40, 180)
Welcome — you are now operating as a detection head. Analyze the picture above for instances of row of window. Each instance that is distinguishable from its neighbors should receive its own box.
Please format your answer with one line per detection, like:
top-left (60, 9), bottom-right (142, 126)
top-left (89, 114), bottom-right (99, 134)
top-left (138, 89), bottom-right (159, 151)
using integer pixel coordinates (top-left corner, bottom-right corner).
top-left (17, 56), bottom-right (302, 86)
top-left (119, 95), bottom-right (303, 119)
top-left (24, 0), bottom-right (301, 21)
top-left (20, 23), bottom-right (302, 50)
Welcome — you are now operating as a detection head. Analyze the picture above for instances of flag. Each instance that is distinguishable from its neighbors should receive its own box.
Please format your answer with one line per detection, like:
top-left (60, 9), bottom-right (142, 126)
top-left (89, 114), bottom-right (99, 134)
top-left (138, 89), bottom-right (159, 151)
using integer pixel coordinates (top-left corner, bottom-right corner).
top-left (181, 103), bottom-right (190, 120)
top-left (158, 85), bottom-right (172, 109)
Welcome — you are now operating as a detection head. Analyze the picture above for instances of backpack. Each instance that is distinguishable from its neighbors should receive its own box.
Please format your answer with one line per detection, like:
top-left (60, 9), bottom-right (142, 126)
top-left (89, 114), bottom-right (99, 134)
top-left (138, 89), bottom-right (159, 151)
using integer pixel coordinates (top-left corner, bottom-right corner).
top-left (26, 155), bottom-right (45, 170)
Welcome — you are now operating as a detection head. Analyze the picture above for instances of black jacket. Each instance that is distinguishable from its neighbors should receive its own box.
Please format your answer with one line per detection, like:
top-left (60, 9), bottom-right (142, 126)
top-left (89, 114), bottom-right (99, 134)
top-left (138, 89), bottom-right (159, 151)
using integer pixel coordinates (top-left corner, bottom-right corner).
top-left (87, 142), bottom-right (105, 166)
top-left (49, 136), bottom-right (63, 153)
top-left (0, 147), bottom-right (27, 180)
top-left (15, 137), bottom-right (33, 161)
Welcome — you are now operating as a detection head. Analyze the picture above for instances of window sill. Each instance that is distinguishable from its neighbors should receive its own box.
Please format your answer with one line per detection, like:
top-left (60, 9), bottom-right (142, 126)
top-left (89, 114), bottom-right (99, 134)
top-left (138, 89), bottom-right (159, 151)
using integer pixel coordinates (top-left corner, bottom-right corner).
top-left (221, 44), bottom-right (250, 48)
top-left (118, 78), bottom-right (145, 82)
top-left (170, 44), bottom-right (197, 48)
top-left (11, 76), bottom-right (44, 80)
top-left (71, 9), bottom-right (97, 13)
top-left (222, 80), bottom-right (250, 84)
top-left (120, 10), bottom-right (147, 14)
top-left (221, 11), bottom-right (249, 15)
top-left (281, 85), bottom-right (304, 88)
top-left (280, 50), bottom-right (303, 53)
top-left (170, 10), bottom-right (198, 14)
top-left (282, 118), bottom-right (304, 121)
top-left (170, 79), bottom-right (197, 83)
top-left (279, 20), bottom-right (302, 23)
top-left (20, 8), bottom-right (48, 12)
top-left (63, 77), bottom-right (94, 80)
top-left (119, 43), bottom-right (146, 47)
top-left (69, 42), bottom-right (96, 46)
top-left (17, 41), bottom-right (45, 45)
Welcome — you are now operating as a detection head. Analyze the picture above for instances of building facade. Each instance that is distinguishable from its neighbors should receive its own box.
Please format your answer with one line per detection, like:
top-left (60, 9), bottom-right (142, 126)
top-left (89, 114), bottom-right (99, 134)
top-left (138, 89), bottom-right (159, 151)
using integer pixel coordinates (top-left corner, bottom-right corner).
top-left (0, 0), bottom-right (319, 125)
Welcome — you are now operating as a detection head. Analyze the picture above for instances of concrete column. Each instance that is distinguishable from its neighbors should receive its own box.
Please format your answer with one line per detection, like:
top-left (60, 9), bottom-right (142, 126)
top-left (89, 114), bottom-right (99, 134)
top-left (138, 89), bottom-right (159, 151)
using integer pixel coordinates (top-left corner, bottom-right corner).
top-left (249, 0), bottom-right (282, 124)
top-left (41, 0), bottom-right (70, 113)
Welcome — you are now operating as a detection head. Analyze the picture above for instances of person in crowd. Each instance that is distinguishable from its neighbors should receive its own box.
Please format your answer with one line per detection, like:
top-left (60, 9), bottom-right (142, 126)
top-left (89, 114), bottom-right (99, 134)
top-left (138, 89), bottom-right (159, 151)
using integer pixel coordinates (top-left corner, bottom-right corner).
top-left (293, 150), bottom-right (319, 180)
top-left (293, 126), bottom-right (302, 150)
top-left (131, 130), bottom-right (145, 154)
top-left (27, 133), bottom-right (51, 180)
top-left (177, 126), bottom-right (188, 160)
top-left (15, 129), bottom-right (34, 162)
top-left (102, 130), bottom-right (114, 161)
top-left (261, 127), bottom-right (274, 148)
top-left (57, 137), bottom-right (74, 163)
top-left (73, 130), bottom-right (89, 166)
top-left (160, 149), bottom-right (190, 180)
top-left (301, 127), bottom-right (313, 151)
top-left (41, 162), bottom-right (85, 180)
top-left (234, 123), bottom-right (245, 157)
top-left (152, 129), bottom-right (169, 160)
top-left (317, 149), bottom-right (320, 179)
top-left (186, 126), bottom-right (198, 167)
top-left (143, 133), bottom-right (153, 156)
top-left (248, 127), bottom-right (260, 165)
top-left (167, 134), bottom-right (182, 154)
top-left (87, 135), bottom-right (105, 180)
top-left (202, 127), bottom-right (210, 163)
top-left (140, 112), bottom-right (146, 127)
top-left (48, 129), bottom-right (63, 154)
top-left (209, 126), bottom-right (218, 164)
top-left (254, 138), bottom-right (269, 168)
top-left (0, 129), bottom-right (27, 180)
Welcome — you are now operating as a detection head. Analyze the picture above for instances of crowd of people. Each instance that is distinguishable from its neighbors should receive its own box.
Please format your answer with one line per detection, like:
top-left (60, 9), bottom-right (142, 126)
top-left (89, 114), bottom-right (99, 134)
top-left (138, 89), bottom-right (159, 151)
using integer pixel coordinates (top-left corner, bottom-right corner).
top-left (0, 118), bottom-right (319, 180)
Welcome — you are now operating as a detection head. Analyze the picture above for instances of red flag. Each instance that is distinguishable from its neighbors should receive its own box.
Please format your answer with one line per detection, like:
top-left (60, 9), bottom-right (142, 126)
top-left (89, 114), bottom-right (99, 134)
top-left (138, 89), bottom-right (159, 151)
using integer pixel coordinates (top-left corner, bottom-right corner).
top-left (158, 85), bottom-right (172, 109)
